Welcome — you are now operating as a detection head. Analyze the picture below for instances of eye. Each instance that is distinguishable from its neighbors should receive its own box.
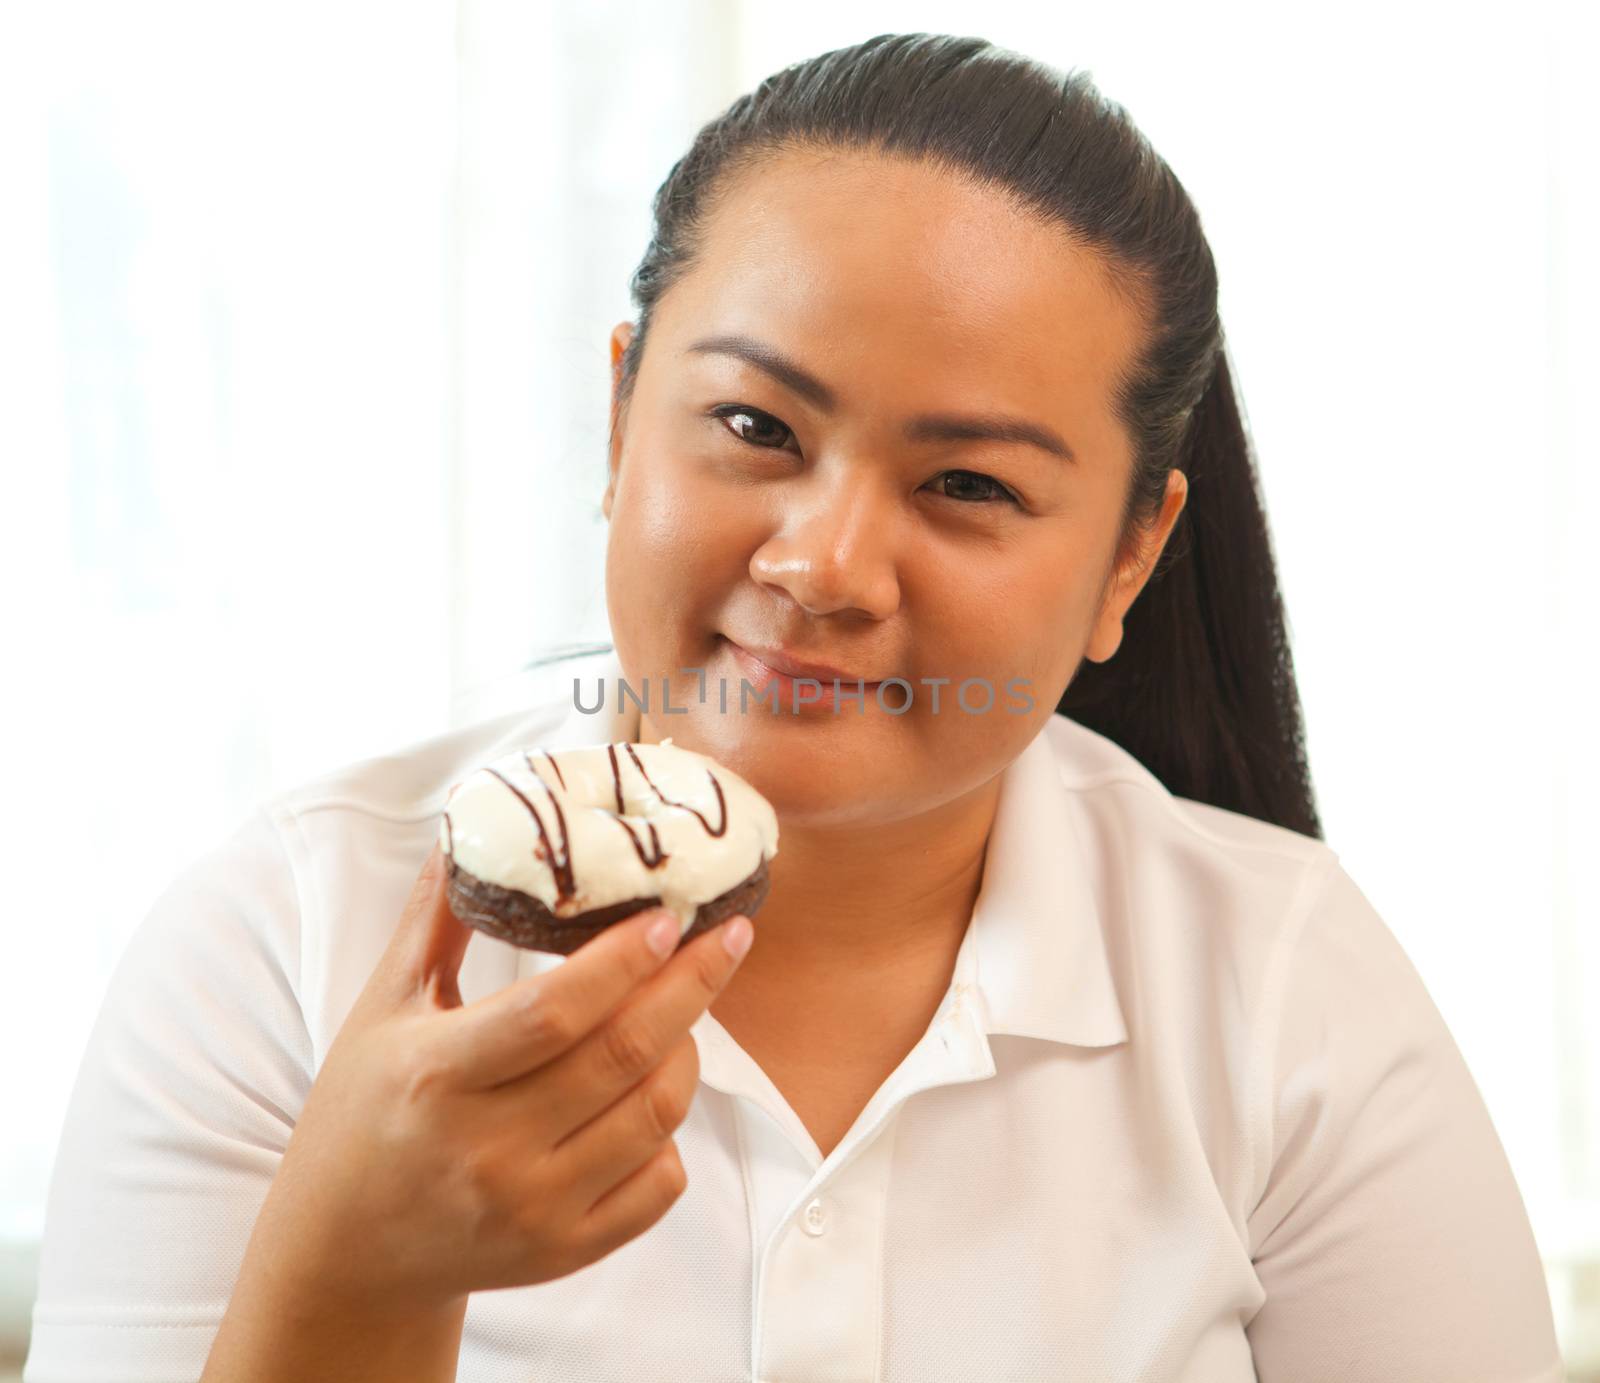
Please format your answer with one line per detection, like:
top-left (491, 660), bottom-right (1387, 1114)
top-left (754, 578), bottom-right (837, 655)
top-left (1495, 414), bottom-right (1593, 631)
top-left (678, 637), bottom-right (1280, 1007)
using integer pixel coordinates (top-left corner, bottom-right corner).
top-left (708, 403), bottom-right (1022, 507)
top-left (933, 470), bottom-right (1020, 507)
top-left (710, 404), bottom-right (795, 450)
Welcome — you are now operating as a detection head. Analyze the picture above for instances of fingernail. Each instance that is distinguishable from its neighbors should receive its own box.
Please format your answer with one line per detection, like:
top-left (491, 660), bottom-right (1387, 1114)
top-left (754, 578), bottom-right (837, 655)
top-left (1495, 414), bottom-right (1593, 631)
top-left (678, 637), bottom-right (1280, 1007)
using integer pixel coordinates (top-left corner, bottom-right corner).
top-left (645, 914), bottom-right (678, 959)
top-left (722, 915), bottom-right (753, 962)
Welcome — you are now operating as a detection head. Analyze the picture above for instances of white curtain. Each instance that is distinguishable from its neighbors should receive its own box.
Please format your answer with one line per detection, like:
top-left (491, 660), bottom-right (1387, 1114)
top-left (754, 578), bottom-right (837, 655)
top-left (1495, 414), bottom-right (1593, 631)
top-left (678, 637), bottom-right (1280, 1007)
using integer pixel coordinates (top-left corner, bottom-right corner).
top-left (0, 0), bottom-right (741, 1359)
top-left (1, 0), bottom-right (1594, 1370)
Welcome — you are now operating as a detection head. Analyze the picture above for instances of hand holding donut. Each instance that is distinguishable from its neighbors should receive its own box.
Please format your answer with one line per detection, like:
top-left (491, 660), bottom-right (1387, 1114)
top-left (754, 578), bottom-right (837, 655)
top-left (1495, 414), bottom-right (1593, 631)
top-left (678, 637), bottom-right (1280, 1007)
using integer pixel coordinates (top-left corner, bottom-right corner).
top-left (225, 841), bottom-right (755, 1327)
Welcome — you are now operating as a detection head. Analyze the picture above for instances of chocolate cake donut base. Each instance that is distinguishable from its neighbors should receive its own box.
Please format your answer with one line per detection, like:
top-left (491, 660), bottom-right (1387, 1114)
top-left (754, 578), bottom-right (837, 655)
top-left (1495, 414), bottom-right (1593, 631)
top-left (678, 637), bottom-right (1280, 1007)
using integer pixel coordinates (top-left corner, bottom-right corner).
top-left (445, 854), bottom-right (771, 956)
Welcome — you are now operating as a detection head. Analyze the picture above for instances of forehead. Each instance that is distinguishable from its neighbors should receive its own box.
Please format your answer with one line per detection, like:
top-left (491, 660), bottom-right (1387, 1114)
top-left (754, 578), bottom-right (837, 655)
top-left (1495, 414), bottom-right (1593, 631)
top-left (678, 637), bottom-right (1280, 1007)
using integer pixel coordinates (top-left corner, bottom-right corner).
top-left (665, 147), bottom-right (1148, 436)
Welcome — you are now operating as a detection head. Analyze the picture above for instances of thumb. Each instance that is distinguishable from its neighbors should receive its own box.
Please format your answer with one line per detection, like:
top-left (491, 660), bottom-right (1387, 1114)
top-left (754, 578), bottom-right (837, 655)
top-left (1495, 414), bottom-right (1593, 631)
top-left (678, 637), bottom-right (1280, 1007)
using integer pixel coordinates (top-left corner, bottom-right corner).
top-left (384, 837), bottom-right (476, 1011)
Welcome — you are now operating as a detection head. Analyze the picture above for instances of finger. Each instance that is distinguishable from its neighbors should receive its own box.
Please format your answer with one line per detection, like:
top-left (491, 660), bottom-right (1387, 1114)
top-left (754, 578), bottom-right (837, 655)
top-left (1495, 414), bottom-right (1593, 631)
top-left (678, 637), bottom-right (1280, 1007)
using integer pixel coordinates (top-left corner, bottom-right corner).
top-left (570, 1139), bottom-right (687, 1265)
top-left (519, 915), bottom-right (748, 1144)
top-left (437, 904), bottom-right (685, 1088)
top-left (380, 833), bottom-right (475, 1009)
top-left (546, 1032), bottom-right (699, 1214)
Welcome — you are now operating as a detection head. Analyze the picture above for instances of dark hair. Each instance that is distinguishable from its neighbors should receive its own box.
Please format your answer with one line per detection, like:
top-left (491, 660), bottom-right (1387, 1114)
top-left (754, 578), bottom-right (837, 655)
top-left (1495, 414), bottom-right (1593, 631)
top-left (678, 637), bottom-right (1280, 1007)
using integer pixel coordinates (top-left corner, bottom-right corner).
top-left (608, 33), bottom-right (1322, 840)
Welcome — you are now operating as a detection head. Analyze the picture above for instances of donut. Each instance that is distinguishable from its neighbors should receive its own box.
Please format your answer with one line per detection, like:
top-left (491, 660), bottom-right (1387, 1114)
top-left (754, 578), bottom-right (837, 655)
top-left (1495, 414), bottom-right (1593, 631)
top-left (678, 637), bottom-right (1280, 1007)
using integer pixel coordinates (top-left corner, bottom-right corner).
top-left (439, 737), bottom-right (779, 955)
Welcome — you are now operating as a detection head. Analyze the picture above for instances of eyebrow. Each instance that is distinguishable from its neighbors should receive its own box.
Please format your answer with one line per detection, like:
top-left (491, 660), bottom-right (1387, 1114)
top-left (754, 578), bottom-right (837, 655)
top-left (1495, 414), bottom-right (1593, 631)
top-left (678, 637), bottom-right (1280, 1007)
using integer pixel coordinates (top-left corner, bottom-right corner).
top-left (684, 333), bottom-right (1077, 465)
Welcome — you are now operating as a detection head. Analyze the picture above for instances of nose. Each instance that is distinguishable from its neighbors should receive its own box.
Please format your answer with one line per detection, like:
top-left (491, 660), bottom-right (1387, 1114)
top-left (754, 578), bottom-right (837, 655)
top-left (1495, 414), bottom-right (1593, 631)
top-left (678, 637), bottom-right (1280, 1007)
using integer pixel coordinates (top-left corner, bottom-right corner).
top-left (749, 472), bottom-right (901, 619)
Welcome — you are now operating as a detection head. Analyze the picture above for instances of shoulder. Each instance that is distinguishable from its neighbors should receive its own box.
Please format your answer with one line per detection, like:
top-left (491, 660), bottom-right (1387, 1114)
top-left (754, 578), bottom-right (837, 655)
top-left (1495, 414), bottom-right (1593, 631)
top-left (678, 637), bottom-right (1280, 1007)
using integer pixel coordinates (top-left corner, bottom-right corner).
top-left (1036, 710), bottom-right (1344, 1025)
top-left (1039, 711), bottom-right (1336, 915)
top-left (1038, 713), bottom-right (1342, 1140)
top-left (1036, 717), bottom-right (1481, 1219)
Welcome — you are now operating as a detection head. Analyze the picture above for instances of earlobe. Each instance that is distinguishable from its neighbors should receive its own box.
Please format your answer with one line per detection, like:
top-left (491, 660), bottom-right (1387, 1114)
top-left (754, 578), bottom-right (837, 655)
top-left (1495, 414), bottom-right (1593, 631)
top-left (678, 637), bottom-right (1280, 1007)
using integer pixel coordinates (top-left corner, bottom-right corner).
top-left (1082, 545), bottom-right (1138, 664)
top-left (1083, 614), bottom-right (1124, 665)
top-left (1082, 471), bottom-right (1186, 666)
top-left (609, 320), bottom-right (634, 376)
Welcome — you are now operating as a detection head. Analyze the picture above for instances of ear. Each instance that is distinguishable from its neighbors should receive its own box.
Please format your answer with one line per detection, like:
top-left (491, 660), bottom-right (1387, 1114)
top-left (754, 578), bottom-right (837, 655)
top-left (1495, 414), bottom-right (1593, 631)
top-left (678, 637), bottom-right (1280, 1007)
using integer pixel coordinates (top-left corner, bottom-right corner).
top-left (604, 321), bottom-right (636, 522)
top-left (1084, 468), bottom-right (1188, 664)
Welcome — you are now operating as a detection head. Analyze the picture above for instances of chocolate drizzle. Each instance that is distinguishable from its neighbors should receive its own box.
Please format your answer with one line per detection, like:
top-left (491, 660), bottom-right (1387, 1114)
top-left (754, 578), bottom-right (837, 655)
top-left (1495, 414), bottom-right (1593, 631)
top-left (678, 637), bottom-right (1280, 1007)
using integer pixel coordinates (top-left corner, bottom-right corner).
top-left (541, 749), bottom-right (566, 790)
top-left (606, 745), bottom-right (628, 815)
top-left (605, 744), bottom-right (669, 869)
top-left (488, 761), bottom-right (576, 904)
top-left (613, 815), bottom-right (668, 868)
top-left (621, 742), bottom-right (729, 837)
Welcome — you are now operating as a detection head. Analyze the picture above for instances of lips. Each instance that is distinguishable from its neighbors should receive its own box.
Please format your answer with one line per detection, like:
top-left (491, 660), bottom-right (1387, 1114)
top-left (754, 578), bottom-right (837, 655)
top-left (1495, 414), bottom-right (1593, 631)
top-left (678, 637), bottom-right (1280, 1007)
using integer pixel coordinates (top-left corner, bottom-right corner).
top-left (724, 638), bottom-right (884, 686)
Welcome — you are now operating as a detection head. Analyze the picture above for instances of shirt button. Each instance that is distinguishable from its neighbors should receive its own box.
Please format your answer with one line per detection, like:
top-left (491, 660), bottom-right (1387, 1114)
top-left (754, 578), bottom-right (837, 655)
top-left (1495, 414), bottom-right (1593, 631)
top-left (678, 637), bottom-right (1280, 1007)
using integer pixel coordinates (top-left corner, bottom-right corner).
top-left (801, 1197), bottom-right (830, 1236)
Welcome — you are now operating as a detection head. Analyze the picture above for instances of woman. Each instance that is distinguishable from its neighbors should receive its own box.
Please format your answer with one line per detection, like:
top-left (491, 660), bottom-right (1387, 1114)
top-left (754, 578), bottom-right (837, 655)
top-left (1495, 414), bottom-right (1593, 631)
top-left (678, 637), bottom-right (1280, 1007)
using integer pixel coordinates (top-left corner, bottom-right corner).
top-left (26, 33), bottom-right (1563, 1383)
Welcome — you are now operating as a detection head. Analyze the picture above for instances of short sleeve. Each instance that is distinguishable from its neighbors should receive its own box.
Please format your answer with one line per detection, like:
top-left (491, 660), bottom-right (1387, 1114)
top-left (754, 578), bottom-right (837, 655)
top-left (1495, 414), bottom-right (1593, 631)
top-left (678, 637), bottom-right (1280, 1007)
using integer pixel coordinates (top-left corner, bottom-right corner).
top-left (24, 806), bottom-right (314, 1383)
top-left (1244, 857), bottom-right (1566, 1382)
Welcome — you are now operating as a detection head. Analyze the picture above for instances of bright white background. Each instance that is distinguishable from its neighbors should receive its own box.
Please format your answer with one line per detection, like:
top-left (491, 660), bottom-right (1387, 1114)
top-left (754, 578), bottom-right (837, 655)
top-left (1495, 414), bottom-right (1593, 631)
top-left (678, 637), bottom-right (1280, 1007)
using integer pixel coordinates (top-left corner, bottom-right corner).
top-left (0, 0), bottom-right (1594, 1373)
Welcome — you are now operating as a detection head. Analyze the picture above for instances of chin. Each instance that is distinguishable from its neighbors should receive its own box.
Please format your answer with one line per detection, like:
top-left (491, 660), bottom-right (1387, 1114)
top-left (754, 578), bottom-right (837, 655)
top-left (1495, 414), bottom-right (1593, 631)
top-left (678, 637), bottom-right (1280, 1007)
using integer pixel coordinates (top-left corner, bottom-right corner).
top-left (703, 718), bottom-right (894, 823)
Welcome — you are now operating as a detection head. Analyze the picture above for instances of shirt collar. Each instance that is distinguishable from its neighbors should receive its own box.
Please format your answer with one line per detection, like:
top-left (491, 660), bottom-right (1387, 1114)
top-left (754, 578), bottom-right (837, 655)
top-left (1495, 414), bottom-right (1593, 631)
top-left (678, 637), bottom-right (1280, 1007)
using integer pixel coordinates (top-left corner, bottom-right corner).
top-left (515, 645), bottom-right (1128, 1052)
top-left (969, 712), bottom-right (1129, 1048)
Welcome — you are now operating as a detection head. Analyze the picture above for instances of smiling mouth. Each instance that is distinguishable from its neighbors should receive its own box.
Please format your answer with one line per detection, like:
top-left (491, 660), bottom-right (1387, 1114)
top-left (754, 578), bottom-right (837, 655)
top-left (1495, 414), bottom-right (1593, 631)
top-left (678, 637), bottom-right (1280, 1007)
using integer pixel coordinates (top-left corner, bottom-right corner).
top-left (721, 637), bottom-right (885, 688)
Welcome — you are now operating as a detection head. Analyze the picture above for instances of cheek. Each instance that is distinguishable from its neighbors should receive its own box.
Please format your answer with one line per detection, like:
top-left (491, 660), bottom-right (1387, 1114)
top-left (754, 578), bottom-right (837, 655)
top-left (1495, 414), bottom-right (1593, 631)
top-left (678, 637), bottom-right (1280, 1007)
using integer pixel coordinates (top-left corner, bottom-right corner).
top-left (606, 450), bottom-right (743, 615)
top-left (926, 537), bottom-right (1095, 691)
top-left (616, 451), bottom-right (697, 552)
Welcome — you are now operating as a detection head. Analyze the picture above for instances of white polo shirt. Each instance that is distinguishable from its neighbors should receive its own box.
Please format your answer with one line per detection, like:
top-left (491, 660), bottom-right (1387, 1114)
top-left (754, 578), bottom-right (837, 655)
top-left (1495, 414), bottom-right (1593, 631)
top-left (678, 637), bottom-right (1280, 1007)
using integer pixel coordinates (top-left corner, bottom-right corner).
top-left (26, 648), bottom-right (1564, 1382)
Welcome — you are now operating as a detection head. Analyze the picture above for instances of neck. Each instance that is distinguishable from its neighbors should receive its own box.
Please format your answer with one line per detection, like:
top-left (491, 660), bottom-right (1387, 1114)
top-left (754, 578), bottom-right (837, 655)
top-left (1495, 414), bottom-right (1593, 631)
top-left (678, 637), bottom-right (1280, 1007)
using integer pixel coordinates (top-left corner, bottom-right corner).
top-left (729, 772), bottom-right (1001, 989)
top-left (628, 711), bottom-right (1002, 989)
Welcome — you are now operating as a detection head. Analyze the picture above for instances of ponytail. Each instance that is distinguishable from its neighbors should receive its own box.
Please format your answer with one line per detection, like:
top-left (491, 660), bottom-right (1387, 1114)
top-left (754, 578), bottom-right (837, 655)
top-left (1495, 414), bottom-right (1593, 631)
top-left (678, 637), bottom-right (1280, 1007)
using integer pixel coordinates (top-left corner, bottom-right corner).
top-left (1058, 345), bottom-right (1323, 838)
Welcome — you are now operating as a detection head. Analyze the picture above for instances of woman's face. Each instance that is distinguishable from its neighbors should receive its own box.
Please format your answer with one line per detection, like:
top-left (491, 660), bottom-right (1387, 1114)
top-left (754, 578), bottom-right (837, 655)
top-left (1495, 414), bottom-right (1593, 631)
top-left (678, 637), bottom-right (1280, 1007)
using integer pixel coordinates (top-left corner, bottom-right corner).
top-left (602, 148), bottom-right (1184, 828)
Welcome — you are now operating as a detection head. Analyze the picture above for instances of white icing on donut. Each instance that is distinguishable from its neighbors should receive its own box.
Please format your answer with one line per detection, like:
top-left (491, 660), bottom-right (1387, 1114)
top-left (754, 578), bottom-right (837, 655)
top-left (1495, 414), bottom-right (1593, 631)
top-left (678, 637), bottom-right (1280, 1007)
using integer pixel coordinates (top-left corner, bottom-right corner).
top-left (440, 737), bottom-right (779, 936)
